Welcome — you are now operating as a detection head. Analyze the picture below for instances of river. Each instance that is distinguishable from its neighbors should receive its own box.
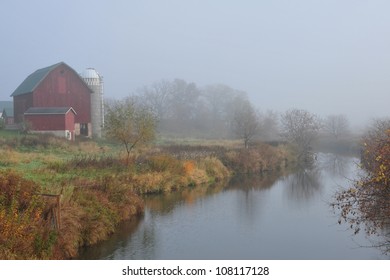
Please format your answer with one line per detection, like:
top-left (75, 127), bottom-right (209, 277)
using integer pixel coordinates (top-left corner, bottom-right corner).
top-left (79, 153), bottom-right (389, 259)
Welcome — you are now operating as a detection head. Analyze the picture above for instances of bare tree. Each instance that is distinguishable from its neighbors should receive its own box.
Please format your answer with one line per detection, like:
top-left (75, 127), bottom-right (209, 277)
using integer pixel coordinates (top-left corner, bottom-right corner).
top-left (324, 114), bottom-right (350, 139)
top-left (231, 97), bottom-right (260, 148)
top-left (280, 109), bottom-right (321, 163)
top-left (135, 80), bottom-right (172, 121)
top-left (104, 97), bottom-right (157, 164)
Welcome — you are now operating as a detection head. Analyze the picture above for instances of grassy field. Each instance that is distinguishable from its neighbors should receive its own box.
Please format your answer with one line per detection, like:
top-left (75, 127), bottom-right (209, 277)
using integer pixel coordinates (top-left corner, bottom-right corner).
top-left (0, 131), bottom-right (294, 259)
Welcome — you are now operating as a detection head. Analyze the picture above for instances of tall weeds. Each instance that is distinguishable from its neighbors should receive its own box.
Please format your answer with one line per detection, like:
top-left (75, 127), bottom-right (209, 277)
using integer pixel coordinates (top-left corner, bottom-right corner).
top-left (0, 170), bottom-right (56, 259)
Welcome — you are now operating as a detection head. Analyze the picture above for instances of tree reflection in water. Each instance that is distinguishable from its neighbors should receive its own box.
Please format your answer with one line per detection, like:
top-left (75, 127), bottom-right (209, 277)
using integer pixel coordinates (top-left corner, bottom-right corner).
top-left (319, 153), bottom-right (351, 178)
top-left (284, 162), bottom-right (322, 202)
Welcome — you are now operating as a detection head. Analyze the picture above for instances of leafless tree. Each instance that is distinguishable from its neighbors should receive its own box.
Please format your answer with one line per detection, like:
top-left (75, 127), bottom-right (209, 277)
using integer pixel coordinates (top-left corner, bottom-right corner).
top-left (324, 114), bottom-right (350, 139)
top-left (280, 108), bottom-right (321, 163)
top-left (231, 97), bottom-right (260, 148)
top-left (135, 80), bottom-right (172, 121)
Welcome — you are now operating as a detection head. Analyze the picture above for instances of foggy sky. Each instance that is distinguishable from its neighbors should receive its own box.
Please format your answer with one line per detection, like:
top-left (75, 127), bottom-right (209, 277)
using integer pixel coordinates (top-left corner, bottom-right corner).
top-left (1, 0), bottom-right (389, 128)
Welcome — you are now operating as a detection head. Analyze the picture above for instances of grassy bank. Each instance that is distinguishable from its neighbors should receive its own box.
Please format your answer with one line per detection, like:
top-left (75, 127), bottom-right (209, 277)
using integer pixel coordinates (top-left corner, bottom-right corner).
top-left (0, 133), bottom-right (294, 259)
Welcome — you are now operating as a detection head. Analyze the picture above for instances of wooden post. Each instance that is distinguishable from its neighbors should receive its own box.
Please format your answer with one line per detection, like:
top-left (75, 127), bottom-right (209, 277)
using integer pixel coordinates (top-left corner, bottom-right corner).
top-left (37, 191), bottom-right (62, 231)
top-left (57, 193), bottom-right (62, 230)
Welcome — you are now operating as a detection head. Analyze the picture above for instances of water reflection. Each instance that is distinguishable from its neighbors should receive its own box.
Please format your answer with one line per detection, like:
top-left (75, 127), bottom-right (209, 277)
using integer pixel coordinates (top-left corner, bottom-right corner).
top-left (78, 154), bottom-right (389, 260)
top-left (284, 166), bottom-right (322, 201)
top-left (145, 179), bottom-right (227, 214)
top-left (319, 153), bottom-right (351, 177)
top-left (78, 217), bottom-right (143, 259)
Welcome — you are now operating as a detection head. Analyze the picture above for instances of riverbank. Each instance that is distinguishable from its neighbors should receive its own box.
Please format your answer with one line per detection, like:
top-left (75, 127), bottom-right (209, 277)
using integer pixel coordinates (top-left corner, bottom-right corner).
top-left (78, 153), bottom-right (387, 260)
top-left (0, 133), bottom-right (294, 259)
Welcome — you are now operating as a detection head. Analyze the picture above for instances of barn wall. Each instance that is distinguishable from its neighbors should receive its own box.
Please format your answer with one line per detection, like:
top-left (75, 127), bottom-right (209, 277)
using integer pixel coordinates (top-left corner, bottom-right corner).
top-left (25, 114), bottom-right (66, 131)
top-left (14, 94), bottom-right (33, 123)
top-left (33, 64), bottom-right (91, 124)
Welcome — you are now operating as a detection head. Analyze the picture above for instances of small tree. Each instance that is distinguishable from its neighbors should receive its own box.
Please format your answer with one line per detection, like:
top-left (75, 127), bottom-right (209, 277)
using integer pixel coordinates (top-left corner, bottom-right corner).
top-left (231, 97), bottom-right (259, 148)
top-left (104, 97), bottom-right (157, 164)
top-left (281, 108), bottom-right (321, 163)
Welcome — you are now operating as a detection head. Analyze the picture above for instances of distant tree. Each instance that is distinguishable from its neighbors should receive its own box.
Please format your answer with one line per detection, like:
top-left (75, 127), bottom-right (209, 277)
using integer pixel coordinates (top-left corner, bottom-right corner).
top-left (135, 80), bottom-right (172, 121)
top-left (200, 84), bottom-right (247, 137)
top-left (334, 119), bottom-right (390, 254)
top-left (168, 79), bottom-right (200, 122)
top-left (231, 97), bottom-right (260, 148)
top-left (0, 117), bottom-right (5, 129)
top-left (324, 114), bottom-right (350, 139)
top-left (259, 110), bottom-right (279, 141)
top-left (280, 109), bottom-right (321, 163)
top-left (104, 97), bottom-right (157, 164)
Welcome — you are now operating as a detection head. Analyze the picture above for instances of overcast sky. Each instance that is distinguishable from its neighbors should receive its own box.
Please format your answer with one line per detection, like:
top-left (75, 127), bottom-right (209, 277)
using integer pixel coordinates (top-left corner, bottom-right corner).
top-left (1, 0), bottom-right (389, 127)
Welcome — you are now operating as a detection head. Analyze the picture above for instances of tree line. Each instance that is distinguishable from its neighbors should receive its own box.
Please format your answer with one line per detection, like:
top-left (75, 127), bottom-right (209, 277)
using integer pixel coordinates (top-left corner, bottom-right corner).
top-left (104, 78), bottom-right (354, 160)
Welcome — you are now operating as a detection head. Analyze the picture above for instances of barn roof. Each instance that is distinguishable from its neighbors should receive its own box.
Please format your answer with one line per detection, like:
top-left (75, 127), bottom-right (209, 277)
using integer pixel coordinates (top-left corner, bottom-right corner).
top-left (11, 63), bottom-right (63, 97)
top-left (24, 107), bottom-right (77, 115)
top-left (10, 62), bottom-right (92, 97)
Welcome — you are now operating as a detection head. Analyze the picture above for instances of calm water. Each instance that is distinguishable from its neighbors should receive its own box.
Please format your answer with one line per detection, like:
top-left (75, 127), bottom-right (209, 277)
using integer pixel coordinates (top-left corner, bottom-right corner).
top-left (79, 153), bottom-right (389, 259)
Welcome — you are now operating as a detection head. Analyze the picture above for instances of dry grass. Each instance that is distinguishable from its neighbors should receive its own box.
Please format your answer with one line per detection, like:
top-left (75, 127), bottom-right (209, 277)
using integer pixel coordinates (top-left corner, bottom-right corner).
top-left (0, 133), bottom-right (295, 259)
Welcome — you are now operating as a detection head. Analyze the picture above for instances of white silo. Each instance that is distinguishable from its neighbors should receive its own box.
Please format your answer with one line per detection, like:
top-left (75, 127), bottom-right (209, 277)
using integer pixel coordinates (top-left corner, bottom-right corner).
top-left (80, 68), bottom-right (104, 138)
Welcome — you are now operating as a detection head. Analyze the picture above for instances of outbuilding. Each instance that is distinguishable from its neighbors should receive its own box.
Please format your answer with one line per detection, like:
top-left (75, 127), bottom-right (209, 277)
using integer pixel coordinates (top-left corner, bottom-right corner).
top-left (24, 107), bottom-right (77, 140)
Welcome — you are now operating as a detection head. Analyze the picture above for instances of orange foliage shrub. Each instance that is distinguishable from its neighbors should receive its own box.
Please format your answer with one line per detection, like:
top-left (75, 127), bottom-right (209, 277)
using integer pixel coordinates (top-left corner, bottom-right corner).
top-left (335, 128), bottom-right (390, 253)
top-left (0, 170), bottom-right (55, 259)
top-left (183, 161), bottom-right (195, 175)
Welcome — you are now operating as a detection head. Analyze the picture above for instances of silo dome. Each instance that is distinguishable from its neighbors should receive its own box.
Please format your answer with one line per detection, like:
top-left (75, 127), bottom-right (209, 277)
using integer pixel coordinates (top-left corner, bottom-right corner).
top-left (80, 68), bottom-right (101, 79)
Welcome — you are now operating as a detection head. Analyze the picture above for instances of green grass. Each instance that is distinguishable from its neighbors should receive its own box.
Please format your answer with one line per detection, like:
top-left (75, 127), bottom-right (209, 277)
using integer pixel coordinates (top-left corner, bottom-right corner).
top-left (0, 129), bottom-right (20, 137)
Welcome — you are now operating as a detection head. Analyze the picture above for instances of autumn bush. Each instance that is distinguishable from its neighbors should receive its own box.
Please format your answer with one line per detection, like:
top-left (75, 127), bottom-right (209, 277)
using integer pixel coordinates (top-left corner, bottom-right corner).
top-left (146, 154), bottom-right (184, 174)
top-left (221, 144), bottom-right (290, 174)
top-left (334, 124), bottom-right (390, 254)
top-left (52, 176), bottom-right (144, 259)
top-left (0, 170), bottom-right (56, 259)
top-left (197, 157), bottom-right (230, 181)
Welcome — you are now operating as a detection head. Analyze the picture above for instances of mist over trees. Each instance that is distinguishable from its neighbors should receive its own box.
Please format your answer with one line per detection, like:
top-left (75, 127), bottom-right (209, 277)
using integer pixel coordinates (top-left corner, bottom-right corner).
top-left (323, 114), bottom-right (350, 140)
top-left (230, 97), bottom-right (260, 148)
top-left (125, 78), bottom-right (359, 154)
top-left (134, 79), bottom-right (261, 141)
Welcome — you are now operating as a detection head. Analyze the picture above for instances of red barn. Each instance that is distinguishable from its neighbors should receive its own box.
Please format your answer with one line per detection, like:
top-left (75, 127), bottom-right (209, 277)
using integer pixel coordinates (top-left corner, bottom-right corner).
top-left (11, 62), bottom-right (93, 137)
top-left (24, 107), bottom-right (77, 140)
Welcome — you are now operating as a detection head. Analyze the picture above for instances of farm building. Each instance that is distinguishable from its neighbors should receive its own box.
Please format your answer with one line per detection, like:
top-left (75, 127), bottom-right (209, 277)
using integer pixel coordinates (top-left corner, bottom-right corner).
top-left (10, 62), bottom-right (104, 139)
top-left (0, 101), bottom-right (14, 126)
top-left (24, 107), bottom-right (77, 140)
